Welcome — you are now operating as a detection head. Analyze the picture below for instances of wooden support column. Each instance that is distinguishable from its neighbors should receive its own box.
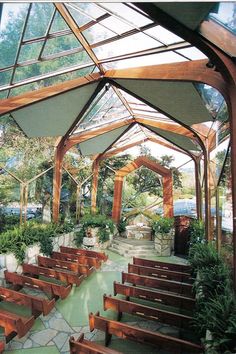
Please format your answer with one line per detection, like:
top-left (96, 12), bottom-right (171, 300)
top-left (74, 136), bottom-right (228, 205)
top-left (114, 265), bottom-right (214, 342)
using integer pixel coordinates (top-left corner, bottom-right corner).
top-left (91, 159), bottom-right (100, 214)
top-left (52, 144), bottom-right (64, 223)
top-left (228, 84), bottom-right (236, 290)
top-left (194, 157), bottom-right (202, 220)
top-left (112, 176), bottom-right (124, 224)
top-left (163, 174), bottom-right (174, 218)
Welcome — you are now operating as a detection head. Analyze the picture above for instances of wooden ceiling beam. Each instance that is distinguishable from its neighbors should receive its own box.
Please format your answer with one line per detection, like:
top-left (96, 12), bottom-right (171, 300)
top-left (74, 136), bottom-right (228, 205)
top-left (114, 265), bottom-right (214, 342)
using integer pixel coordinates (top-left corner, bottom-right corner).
top-left (0, 73), bottom-right (102, 116)
top-left (55, 3), bottom-right (104, 74)
top-left (105, 59), bottom-right (227, 98)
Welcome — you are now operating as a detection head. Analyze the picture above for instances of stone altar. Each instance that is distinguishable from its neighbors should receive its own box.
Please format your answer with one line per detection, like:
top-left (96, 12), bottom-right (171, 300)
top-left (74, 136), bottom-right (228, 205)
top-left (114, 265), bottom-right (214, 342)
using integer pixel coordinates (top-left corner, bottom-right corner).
top-left (125, 214), bottom-right (152, 240)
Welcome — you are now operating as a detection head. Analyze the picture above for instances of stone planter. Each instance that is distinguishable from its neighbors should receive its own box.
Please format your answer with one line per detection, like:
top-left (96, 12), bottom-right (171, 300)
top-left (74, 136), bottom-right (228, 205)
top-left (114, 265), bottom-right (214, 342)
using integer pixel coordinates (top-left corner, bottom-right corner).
top-left (154, 229), bottom-right (175, 256)
top-left (0, 232), bottom-right (76, 285)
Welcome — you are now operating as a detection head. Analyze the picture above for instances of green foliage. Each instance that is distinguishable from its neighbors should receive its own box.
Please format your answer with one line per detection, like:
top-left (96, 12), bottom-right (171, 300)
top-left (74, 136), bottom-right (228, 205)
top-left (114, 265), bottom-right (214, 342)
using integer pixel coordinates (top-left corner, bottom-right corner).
top-left (189, 242), bottom-right (236, 352)
top-left (189, 219), bottom-right (205, 246)
top-left (74, 229), bottom-right (85, 247)
top-left (0, 221), bottom-right (75, 263)
top-left (152, 217), bottom-right (174, 235)
top-left (117, 217), bottom-right (127, 233)
top-left (188, 242), bottom-right (221, 271)
top-left (77, 214), bottom-right (114, 244)
top-left (0, 212), bottom-right (19, 233)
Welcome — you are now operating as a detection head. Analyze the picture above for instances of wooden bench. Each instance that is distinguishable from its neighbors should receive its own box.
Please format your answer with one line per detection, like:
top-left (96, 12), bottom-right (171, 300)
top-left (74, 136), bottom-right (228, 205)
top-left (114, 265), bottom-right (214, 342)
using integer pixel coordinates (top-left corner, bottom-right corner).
top-left (5, 271), bottom-right (71, 300)
top-left (114, 281), bottom-right (195, 312)
top-left (89, 312), bottom-right (202, 353)
top-left (52, 251), bottom-right (101, 270)
top-left (0, 341), bottom-right (4, 354)
top-left (38, 255), bottom-right (94, 277)
top-left (0, 286), bottom-right (55, 317)
top-left (61, 246), bottom-right (108, 262)
top-left (0, 308), bottom-right (34, 342)
top-left (23, 263), bottom-right (84, 287)
top-left (122, 272), bottom-right (194, 297)
top-left (128, 263), bottom-right (193, 283)
top-left (133, 257), bottom-right (192, 274)
top-left (103, 294), bottom-right (192, 328)
top-left (69, 333), bottom-right (122, 354)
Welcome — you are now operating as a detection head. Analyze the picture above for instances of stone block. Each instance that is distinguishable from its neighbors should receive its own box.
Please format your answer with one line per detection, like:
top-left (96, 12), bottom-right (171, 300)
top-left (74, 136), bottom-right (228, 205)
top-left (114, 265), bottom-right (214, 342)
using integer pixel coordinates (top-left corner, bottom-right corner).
top-left (0, 255), bottom-right (6, 268)
top-left (5, 253), bottom-right (18, 272)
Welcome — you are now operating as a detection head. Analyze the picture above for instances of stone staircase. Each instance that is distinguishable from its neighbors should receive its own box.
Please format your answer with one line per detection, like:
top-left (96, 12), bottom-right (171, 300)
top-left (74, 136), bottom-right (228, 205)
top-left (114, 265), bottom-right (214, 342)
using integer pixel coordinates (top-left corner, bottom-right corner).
top-left (109, 237), bottom-right (157, 258)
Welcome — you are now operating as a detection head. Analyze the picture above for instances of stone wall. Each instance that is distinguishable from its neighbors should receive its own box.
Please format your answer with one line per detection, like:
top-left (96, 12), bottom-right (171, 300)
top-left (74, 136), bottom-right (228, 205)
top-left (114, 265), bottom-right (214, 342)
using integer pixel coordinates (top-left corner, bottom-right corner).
top-left (0, 232), bottom-right (75, 286)
top-left (154, 230), bottom-right (174, 256)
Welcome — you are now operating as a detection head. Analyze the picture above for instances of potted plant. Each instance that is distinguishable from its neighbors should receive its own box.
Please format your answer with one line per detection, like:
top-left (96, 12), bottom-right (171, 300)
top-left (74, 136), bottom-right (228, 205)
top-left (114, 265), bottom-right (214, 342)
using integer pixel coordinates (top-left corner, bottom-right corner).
top-left (152, 217), bottom-right (174, 256)
top-left (75, 214), bottom-right (114, 249)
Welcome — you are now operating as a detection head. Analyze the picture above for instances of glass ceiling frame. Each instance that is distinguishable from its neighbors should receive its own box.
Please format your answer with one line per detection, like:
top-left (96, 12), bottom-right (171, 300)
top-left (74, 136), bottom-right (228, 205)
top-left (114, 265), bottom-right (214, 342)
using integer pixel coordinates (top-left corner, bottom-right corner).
top-left (0, 2), bottom-right (207, 97)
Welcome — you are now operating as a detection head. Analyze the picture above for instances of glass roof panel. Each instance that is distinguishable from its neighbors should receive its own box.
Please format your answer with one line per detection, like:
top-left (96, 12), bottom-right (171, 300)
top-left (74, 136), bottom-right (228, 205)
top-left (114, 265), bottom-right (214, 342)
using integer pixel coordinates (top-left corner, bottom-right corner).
top-left (101, 16), bottom-right (133, 35)
top-left (18, 42), bottom-right (43, 63)
top-left (9, 66), bottom-right (95, 98)
top-left (0, 69), bottom-right (12, 88)
top-left (0, 3), bottom-right (29, 67)
top-left (208, 2), bottom-right (236, 34)
top-left (176, 47), bottom-right (207, 60)
top-left (83, 23), bottom-right (115, 45)
top-left (97, 3), bottom-right (152, 27)
top-left (72, 3), bottom-right (106, 22)
top-left (103, 51), bottom-right (188, 70)
top-left (195, 84), bottom-right (226, 120)
top-left (42, 33), bottom-right (82, 56)
top-left (50, 10), bottom-right (70, 32)
top-left (13, 50), bottom-right (93, 83)
top-left (144, 26), bottom-right (184, 45)
top-left (24, 3), bottom-right (54, 40)
top-left (93, 33), bottom-right (164, 61)
top-left (65, 4), bottom-right (92, 27)
top-left (73, 85), bottom-right (131, 134)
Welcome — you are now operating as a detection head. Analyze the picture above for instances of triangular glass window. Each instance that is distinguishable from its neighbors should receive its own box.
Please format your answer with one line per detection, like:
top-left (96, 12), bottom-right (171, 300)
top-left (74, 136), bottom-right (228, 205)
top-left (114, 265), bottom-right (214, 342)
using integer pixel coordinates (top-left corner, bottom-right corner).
top-left (24, 3), bottom-right (54, 40)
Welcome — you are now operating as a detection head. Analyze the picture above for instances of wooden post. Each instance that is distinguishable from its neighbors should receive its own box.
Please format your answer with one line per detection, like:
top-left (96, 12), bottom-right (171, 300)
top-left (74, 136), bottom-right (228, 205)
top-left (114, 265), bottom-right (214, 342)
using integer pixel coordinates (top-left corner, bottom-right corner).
top-left (91, 158), bottom-right (100, 214)
top-left (52, 144), bottom-right (64, 223)
top-left (24, 184), bottom-right (28, 224)
top-left (112, 176), bottom-right (124, 223)
top-left (215, 187), bottom-right (222, 253)
top-left (163, 174), bottom-right (174, 218)
top-left (75, 185), bottom-right (81, 222)
top-left (194, 157), bottom-right (202, 220)
top-left (19, 183), bottom-right (24, 225)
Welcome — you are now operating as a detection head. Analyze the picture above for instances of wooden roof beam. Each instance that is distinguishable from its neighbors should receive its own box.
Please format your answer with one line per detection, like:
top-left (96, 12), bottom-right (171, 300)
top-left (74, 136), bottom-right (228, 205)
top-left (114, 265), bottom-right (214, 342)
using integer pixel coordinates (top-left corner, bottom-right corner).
top-left (105, 59), bottom-right (227, 98)
top-left (55, 3), bottom-right (104, 74)
top-left (0, 73), bottom-right (102, 116)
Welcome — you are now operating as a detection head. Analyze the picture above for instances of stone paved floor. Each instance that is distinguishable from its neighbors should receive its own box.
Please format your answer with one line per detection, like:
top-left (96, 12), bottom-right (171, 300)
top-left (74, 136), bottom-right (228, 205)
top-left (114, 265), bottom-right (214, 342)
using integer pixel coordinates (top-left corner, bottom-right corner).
top-left (3, 250), bottom-right (189, 353)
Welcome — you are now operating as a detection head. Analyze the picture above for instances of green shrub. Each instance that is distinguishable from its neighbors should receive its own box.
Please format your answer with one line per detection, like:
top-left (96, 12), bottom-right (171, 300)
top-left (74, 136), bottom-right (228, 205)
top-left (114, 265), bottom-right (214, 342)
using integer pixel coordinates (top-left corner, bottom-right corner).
top-left (188, 242), bottom-right (221, 271)
top-left (152, 217), bottom-right (174, 235)
top-left (117, 217), bottom-right (127, 233)
top-left (0, 221), bottom-right (75, 263)
top-left (77, 214), bottom-right (114, 244)
top-left (189, 219), bottom-right (205, 246)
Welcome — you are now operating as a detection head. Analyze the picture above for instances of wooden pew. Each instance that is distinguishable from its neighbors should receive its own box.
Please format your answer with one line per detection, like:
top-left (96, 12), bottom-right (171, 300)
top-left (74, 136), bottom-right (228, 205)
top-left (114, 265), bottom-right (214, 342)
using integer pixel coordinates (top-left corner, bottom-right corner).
top-left (52, 251), bottom-right (101, 269)
top-left (69, 333), bottom-right (122, 354)
top-left (122, 272), bottom-right (194, 298)
top-left (38, 255), bottom-right (94, 277)
top-left (103, 294), bottom-right (192, 328)
top-left (114, 282), bottom-right (196, 312)
top-left (89, 312), bottom-right (202, 354)
top-left (128, 263), bottom-right (193, 283)
top-left (22, 263), bottom-right (84, 287)
top-left (61, 246), bottom-right (108, 262)
top-left (0, 286), bottom-right (55, 317)
top-left (0, 308), bottom-right (34, 342)
top-left (0, 341), bottom-right (4, 354)
top-left (133, 257), bottom-right (192, 274)
top-left (5, 271), bottom-right (71, 300)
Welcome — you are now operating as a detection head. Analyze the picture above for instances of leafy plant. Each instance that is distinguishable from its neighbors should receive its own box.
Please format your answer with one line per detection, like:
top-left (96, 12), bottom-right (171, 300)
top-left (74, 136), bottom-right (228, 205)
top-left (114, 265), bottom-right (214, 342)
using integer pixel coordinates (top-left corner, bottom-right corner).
top-left (117, 217), bottom-right (127, 233)
top-left (0, 221), bottom-right (75, 262)
top-left (188, 242), bottom-right (221, 271)
top-left (77, 213), bottom-right (114, 244)
top-left (152, 217), bottom-right (174, 235)
top-left (74, 229), bottom-right (85, 247)
top-left (189, 219), bottom-right (205, 246)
